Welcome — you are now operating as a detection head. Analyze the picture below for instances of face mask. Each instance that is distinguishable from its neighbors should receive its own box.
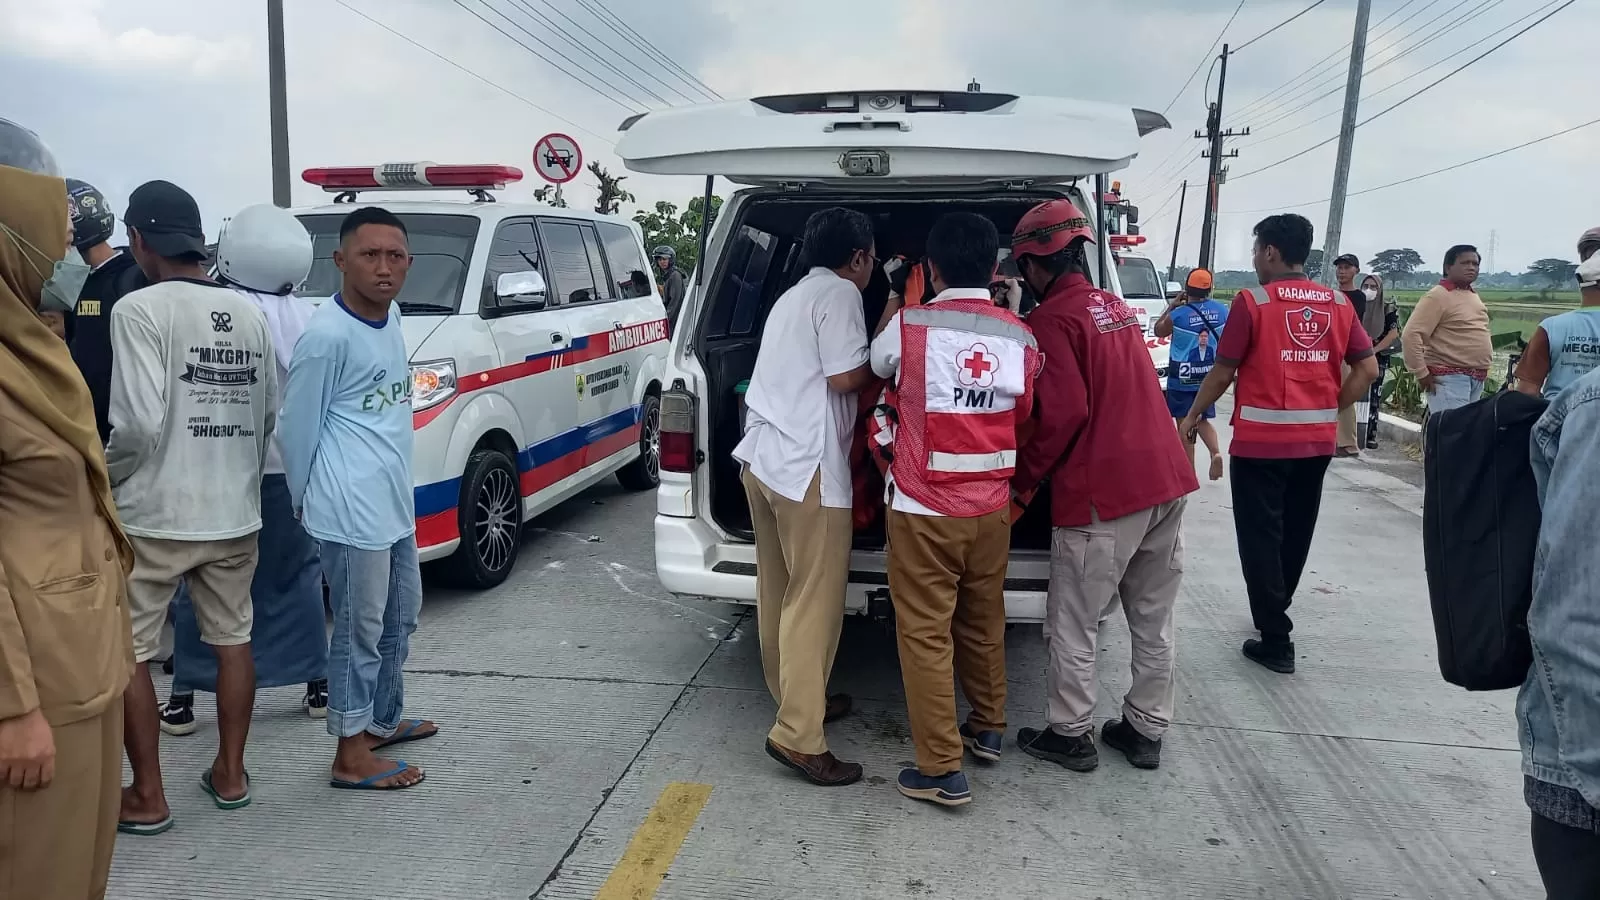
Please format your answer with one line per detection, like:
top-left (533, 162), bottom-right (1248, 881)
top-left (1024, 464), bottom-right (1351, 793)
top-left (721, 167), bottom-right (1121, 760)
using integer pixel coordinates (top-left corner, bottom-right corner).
top-left (2, 222), bottom-right (91, 314)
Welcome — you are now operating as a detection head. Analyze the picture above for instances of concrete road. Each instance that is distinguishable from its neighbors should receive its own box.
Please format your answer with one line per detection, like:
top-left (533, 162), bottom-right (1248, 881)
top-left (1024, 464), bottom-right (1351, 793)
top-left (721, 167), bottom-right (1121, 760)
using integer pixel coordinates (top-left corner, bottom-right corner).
top-left (109, 432), bottom-right (1538, 900)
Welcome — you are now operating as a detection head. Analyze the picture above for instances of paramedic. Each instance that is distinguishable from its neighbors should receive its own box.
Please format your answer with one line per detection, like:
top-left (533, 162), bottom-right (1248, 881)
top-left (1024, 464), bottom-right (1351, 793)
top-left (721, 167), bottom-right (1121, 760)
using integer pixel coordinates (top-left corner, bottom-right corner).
top-left (1515, 254), bottom-right (1600, 400)
top-left (734, 207), bottom-right (896, 788)
top-left (1154, 268), bottom-right (1227, 480)
top-left (1178, 214), bottom-right (1377, 676)
top-left (869, 213), bottom-right (1041, 806)
top-left (1401, 245), bottom-right (1492, 413)
top-left (1008, 199), bottom-right (1198, 773)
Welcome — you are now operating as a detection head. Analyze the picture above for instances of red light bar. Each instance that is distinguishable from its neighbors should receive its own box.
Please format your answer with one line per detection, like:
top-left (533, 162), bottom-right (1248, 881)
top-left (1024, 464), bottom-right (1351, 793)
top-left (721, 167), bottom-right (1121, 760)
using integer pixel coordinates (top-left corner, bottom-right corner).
top-left (301, 163), bottom-right (524, 192)
top-left (1110, 234), bottom-right (1148, 247)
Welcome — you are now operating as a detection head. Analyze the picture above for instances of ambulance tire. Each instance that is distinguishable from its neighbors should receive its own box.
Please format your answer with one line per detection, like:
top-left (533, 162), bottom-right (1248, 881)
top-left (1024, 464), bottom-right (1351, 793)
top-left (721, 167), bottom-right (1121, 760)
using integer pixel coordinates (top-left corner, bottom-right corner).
top-left (616, 394), bottom-right (661, 492)
top-left (436, 448), bottom-right (522, 589)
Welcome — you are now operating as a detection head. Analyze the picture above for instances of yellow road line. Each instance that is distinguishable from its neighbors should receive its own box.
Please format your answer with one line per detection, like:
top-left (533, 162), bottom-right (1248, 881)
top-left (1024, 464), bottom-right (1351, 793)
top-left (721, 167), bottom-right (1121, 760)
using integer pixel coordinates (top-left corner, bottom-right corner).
top-left (593, 782), bottom-right (714, 900)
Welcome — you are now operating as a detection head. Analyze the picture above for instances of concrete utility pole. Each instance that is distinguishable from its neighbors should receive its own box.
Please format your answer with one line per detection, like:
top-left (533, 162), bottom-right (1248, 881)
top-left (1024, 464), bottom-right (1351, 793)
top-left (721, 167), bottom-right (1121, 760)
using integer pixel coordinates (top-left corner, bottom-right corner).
top-left (1197, 44), bottom-right (1247, 272)
top-left (1321, 0), bottom-right (1372, 282)
top-left (268, 0), bottom-right (291, 207)
top-left (1169, 179), bottom-right (1189, 282)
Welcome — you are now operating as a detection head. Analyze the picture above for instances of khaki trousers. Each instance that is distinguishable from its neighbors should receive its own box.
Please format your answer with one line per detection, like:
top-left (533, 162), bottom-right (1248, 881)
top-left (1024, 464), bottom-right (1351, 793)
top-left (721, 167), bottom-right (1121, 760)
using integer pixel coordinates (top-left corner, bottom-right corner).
top-left (0, 703), bottom-right (123, 900)
top-left (1046, 498), bottom-right (1186, 740)
top-left (887, 507), bottom-right (1009, 775)
top-left (743, 467), bottom-right (851, 756)
top-left (1337, 363), bottom-right (1358, 448)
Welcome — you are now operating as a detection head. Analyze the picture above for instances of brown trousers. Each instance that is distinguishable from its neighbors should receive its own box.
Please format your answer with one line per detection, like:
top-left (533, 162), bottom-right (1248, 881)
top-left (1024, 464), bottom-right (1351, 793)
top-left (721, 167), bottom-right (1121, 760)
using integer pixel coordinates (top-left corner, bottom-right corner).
top-left (887, 507), bottom-right (1010, 775)
top-left (743, 467), bottom-right (851, 756)
top-left (0, 703), bottom-right (123, 900)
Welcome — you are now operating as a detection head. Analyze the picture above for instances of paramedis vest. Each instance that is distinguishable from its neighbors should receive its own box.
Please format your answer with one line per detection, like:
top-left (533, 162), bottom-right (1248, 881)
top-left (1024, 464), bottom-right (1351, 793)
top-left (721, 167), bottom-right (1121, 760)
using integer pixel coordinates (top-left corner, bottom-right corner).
top-left (869, 299), bottom-right (1041, 517)
top-left (1232, 280), bottom-right (1356, 446)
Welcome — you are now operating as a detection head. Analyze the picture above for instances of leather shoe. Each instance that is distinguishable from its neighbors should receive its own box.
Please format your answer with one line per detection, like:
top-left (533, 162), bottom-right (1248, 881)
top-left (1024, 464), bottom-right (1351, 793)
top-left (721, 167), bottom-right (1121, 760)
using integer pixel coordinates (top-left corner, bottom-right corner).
top-left (824, 693), bottom-right (853, 724)
top-left (764, 739), bottom-right (863, 786)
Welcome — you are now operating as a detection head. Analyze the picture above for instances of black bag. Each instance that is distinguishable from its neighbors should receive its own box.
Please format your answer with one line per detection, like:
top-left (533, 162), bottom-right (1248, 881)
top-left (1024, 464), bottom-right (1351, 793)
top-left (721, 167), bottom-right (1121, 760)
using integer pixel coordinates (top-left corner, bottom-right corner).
top-left (1422, 390), bottom-right (1547, 690)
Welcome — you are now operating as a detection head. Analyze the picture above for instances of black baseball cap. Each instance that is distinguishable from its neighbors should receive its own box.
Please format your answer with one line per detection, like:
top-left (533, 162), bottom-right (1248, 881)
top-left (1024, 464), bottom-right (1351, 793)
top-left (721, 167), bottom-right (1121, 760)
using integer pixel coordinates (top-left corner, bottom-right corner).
top-left (125, 179), bottom-right (207, 260)
top-left (1333, 253), bottom-right (1360, 268)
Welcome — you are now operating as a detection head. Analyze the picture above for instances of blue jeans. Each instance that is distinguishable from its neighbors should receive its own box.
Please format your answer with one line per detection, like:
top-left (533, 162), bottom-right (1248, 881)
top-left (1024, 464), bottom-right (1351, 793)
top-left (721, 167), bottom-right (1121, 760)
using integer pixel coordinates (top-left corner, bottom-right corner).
top-left (319, 535), bottom-right (422, 739)
top-left (1426, 372), bottom-right (1484, 412)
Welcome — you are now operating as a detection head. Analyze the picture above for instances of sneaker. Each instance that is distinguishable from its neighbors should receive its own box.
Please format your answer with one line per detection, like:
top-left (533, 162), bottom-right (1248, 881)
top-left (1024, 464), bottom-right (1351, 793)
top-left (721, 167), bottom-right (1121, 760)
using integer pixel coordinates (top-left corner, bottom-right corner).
top-left (896, 768), bottom-right (972, 807)
top-left (1243, 638), bottom-right (1296, 674)
top-left (159, 694), bottom-right (197, 736)
top-left (1101, 719), bottom-right (1162, 770)
top-left (303, 679), bottom-right (329, 719)
top-left (959, 723), bottom-right (1003, 763)
top-left (1365, 434), bottom-right (1379, 451)
top-left (1016, 726), bottom-right (1098, 772)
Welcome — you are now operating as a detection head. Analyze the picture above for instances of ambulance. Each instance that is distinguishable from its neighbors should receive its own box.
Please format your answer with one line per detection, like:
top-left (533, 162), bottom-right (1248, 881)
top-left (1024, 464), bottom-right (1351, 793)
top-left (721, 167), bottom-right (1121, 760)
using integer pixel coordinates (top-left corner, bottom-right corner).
top-left (616, 89), bottom-right (1170, 622)
top-left (1102, 183), bottom-right (1171, 382)
top-left (291, 163), bottom-right (670, 588)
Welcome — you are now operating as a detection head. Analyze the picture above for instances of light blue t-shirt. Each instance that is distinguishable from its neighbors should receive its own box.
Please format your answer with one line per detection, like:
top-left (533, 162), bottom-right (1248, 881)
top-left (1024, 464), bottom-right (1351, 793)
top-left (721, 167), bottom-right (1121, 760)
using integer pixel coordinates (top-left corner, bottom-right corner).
top-left (1539, 307), bottom-right (1600, 400)
top-left (279, 294), bottom-right (415, 550)
top-left (1166, 298), bottom-right (1229, 393)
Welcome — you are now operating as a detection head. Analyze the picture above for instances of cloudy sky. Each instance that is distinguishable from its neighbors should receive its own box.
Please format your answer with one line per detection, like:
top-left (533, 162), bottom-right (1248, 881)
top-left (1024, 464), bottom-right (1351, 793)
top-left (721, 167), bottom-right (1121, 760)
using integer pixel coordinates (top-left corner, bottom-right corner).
top-left (3, 0), bottom-right (1592, 272)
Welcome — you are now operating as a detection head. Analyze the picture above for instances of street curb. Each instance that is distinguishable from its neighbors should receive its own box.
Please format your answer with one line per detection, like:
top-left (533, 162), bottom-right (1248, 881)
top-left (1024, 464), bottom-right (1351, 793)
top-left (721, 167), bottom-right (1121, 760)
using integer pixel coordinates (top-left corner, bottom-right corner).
top-left (1378, 411), bottom-right (1423, 448)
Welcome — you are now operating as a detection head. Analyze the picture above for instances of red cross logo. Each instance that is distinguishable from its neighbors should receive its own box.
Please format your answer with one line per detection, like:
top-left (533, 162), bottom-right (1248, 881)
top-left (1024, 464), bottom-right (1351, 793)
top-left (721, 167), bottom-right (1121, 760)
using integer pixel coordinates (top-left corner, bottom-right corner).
top-left (956, 343), bottom-right (998, 388)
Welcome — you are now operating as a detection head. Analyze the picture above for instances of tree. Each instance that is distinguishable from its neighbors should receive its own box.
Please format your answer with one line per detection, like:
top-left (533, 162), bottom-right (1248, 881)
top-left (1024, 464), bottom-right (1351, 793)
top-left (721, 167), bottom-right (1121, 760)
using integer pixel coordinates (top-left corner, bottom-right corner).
top-left (633, 194), bottom-right (723, 274)
top-left (531, 184), bottom-right (567, 208)
top-left (588, 161), bottom-right (635, 215)
top-left (1370, 248), bottom-right (1425, 286)
top-left (1305, 249), bottom-right (1325, 283)
top-left (1527, 258), bottom-right (1578, 297)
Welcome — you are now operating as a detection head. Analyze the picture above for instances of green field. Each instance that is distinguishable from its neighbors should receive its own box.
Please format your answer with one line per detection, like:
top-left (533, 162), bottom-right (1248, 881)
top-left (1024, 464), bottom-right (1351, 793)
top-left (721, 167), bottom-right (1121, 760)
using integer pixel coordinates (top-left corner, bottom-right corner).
top-left (1393, 288), bottom-right (1581, 341)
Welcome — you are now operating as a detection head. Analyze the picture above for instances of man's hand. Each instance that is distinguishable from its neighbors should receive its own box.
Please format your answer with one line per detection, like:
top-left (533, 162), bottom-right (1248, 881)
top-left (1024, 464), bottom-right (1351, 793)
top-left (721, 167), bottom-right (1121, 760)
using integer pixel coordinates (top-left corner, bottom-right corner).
top-left (1178, 413), bottom-right (1201, 442)
top-left (0, 709), bottom-right (56, 791)
top-left (1419, 373), bottom-right (1437, 393)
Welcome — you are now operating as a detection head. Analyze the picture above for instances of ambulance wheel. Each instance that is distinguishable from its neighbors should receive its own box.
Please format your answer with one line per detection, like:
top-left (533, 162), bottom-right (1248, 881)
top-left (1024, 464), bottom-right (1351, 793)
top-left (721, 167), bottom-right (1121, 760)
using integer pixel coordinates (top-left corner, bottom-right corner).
top-left (438, 448), bottom-right (521, 589)
top-left (617, 394), bottom-right (661, 491)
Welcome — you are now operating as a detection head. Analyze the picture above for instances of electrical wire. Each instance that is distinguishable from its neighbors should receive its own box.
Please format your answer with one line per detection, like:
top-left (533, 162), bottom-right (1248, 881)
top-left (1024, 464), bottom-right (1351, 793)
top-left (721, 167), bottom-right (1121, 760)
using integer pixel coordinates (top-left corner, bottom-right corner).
top-left (330, 0), bottom-right (616, 145)
top-left (1163, 0), bottom-right (1247, 115)
top-left (505, 0), bottom-right (672, 105)
top-left (1232, 0), bottom-right (1577, 180)
top-left (459, 0), bottom-right (647, 112)
top-left (1232, 0), bottom-right (1331, 53)
top-left (533, 0), bottom-right (702, 103)
top-left (1142, 179), bottom-right (1192, 225)
top-left (576, 0), bottom-right (721, 101)
top-left (1222, 116), bottom-right (1600, 213)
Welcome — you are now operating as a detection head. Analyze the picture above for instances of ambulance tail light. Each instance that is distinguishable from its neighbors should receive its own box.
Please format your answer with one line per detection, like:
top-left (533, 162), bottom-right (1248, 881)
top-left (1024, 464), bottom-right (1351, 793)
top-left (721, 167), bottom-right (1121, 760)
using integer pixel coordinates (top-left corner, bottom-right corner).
top-left (301, 163), bottom-right (524, 192)
top-left (659, 383), bottom-right (700, 474)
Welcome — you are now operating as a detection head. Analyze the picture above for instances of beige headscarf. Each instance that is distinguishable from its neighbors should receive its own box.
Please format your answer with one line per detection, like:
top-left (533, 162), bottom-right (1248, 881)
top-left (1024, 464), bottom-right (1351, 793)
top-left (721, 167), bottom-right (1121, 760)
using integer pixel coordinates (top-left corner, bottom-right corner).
top-left (0, 164), bottom-right (133, 571)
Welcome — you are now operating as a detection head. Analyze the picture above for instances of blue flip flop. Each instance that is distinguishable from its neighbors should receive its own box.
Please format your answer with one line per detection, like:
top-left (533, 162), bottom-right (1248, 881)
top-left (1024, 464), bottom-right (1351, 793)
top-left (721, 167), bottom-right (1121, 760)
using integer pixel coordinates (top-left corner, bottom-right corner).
top-left (330, 761), bottom-right (425, 791)
top-left (200, 768), bottom-right (252, 810)
top-left (118, 816), bottom-right (175, 836)
top-left (370, 719), bottom-right (438, 750)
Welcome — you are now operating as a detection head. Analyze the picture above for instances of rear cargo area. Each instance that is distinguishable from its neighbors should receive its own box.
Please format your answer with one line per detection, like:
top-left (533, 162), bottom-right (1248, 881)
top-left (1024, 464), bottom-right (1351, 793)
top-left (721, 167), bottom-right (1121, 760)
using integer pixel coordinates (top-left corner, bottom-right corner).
top-left (694, 188), bottom-right (1079, 551)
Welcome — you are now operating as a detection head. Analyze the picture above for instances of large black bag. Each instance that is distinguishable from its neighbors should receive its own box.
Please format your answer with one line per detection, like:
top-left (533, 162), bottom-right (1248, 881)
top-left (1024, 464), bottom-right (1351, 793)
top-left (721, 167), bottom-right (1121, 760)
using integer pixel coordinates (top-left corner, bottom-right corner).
top-left (1423, 390), bottom-right (1548, 690)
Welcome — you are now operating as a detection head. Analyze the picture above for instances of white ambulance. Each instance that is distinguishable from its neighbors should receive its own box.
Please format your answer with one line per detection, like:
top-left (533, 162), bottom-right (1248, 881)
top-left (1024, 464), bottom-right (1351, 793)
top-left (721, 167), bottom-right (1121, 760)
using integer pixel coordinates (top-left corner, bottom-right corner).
top-left (616, 89), bottom-right (1169, 622)
top-left (292, 163), bottom-right (669, 588)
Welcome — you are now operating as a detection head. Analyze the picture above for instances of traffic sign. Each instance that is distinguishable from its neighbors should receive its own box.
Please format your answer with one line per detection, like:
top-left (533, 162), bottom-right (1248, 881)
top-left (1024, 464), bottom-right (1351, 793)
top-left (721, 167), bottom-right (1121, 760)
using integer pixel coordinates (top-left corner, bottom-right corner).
top-left (533, 133), bottom-right (582, 184)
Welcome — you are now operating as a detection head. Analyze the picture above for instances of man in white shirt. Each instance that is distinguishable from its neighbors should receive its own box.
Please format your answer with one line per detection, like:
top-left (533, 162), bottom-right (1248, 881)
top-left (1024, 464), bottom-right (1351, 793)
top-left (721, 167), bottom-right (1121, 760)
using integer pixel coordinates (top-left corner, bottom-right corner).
top-left (734, 207), bottom-right (893, 787)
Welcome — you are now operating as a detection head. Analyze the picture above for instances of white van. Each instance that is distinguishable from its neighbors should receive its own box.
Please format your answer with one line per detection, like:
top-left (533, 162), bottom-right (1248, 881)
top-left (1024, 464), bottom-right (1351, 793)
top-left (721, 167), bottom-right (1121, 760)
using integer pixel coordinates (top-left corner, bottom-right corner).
top-left (292, 163), bottom-right (669, 588)
top-left (1114, 252), bottom-right (1173, 381)
top-left (618, 90), bottom-right (1169, 622)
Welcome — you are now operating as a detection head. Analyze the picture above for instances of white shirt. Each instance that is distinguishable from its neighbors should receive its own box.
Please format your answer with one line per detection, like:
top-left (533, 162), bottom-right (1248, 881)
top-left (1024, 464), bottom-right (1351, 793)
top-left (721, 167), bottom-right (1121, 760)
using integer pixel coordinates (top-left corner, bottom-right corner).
top-left (869, 288), bottom-right (995, 517)
top-left (733, 268), bottom-right (869, 508)
top-left (236, 287), bottom-right (315, 475)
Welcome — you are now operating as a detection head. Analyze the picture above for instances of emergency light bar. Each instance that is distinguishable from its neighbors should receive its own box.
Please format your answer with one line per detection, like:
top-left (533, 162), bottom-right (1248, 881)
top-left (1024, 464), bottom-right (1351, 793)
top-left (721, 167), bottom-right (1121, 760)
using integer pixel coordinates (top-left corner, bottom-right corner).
top-left (1109, 234), bottom-right (1147, 248)
top-left (301, 163), bottom-right (524, 193)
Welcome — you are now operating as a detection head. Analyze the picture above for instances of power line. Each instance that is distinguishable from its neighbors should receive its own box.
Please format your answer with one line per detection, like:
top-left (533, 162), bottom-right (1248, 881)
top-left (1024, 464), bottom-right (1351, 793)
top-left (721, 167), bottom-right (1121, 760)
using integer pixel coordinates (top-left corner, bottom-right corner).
top-left (458, 0), bottom-right (646, 112)
top-left (533, 0), bottom-right (701, 103)
top-left (574, 0), bottom-right (721, 101)
top-left (505, 0), bottom-right (671, 106)
top-left (1162, 0), bottom-right (1247, 115)
top-left (1232, 0), bottom-right (1577, 180)
top-left (1233, 0), bottom-right (1331, 53)
top-left (330, 0), bottom-right (615, 146)
top-left (1223, 116), bottom-right (1600, 213)
top-left (1142, 179), bottom-right (1191, 224)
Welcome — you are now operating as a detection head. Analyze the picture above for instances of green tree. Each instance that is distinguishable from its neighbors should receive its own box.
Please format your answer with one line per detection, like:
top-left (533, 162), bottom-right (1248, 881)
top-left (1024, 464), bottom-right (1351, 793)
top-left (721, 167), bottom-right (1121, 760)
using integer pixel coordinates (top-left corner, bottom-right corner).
top-left (1370, 248), bottom-right (1424, 286)
top-left (532, 184), bottom-right (567, 208)
top-left (588, 161), bottom-right (635, 215)
top-left (1527, 258), bottom-right (1578, 297)
top-left (633, 194), bottom-right (723, 274)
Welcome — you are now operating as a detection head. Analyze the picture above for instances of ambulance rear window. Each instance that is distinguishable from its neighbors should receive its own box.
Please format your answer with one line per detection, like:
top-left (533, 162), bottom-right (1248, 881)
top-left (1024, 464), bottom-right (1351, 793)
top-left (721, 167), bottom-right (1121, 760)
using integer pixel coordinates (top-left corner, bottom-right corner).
top-left (296, 213), bottom-right (479, 314)
top-left (1116, 256), bottom-right (1164, 299)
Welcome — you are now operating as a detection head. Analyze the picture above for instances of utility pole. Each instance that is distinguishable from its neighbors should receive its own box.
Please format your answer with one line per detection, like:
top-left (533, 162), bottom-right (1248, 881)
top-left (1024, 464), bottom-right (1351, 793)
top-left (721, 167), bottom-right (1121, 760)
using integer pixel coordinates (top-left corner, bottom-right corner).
top-left (1168, 180), bottom-right (1189, 282)
top-left (1488, 229), bottom-right (1499, 273)
top-left (1197, 44), bottom-right (1247, 272)
top-left (1321, 0), bottom-right (1372, 282)
top-left (268, 0), bottom-right (291, 208)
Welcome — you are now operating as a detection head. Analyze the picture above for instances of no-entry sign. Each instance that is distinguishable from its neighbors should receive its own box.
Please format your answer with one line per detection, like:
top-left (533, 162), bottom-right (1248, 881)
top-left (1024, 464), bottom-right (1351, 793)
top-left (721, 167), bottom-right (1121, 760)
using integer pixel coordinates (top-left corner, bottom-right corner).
top-left (533, 133), bottom-right (582, 184)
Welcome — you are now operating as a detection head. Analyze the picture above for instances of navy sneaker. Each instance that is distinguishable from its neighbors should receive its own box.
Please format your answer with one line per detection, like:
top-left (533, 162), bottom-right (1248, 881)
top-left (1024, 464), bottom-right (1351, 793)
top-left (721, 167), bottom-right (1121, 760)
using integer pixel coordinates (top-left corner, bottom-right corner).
top-left (160, 693), bottom-right (196, 736)
top-left (1017, 726), bottom-right (1099, 772)
top-left (303, 679), bottom-right (329, 719)
top-left (959, 723), bottom-right (1003, 763)
top-left (897, 768), bottom-right (972, 807)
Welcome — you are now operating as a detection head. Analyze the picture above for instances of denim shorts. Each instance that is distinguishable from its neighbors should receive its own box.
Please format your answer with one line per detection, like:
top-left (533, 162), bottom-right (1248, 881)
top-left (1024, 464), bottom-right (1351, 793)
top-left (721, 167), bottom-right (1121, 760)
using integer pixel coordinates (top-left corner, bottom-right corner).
top-left (1426, 373), bottom-right (1485, 413)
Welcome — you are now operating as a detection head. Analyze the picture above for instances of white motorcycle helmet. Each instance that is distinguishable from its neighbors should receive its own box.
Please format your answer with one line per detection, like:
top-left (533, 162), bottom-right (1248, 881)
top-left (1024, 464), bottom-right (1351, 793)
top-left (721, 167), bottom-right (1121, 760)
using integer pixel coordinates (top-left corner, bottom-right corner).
top-left (215, 203), bottom-right (312, 295)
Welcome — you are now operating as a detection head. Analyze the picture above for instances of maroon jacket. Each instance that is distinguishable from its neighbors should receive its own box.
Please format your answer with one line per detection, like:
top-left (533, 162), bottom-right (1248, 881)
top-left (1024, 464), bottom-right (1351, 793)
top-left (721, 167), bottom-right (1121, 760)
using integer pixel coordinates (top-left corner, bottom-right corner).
top-left (1012, 273), bottom-right (1198, 526)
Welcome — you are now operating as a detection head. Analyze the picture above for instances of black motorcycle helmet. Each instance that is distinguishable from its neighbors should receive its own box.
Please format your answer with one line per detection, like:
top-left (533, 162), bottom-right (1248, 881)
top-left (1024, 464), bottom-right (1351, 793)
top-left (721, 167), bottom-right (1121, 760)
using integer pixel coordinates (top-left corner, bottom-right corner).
top-left (66, 178), bottom-right (116, 250)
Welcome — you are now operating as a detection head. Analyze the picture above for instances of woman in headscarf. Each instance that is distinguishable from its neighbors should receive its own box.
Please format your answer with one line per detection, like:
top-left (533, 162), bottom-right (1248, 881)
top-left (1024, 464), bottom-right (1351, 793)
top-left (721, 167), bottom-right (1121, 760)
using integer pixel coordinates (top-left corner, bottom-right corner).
top-left (0, 118), bottom-right (135, 898)
top-left (1359, 272), bottom-right (1399, 449)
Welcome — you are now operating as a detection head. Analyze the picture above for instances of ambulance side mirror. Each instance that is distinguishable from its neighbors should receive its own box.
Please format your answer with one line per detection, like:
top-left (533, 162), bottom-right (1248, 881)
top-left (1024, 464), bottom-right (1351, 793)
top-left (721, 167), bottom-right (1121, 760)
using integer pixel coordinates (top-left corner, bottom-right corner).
top-left (496, 270), bottom-right (549, 309)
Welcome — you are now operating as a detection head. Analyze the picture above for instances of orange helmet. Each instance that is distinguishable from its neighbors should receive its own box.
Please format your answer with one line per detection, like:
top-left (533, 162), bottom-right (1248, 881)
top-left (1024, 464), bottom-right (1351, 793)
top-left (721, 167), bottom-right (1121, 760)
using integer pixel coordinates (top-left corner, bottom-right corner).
top-left (1186, 268), bottom-right (1214, 291)
top-left (1012, 199), bottom-right (1095, 258)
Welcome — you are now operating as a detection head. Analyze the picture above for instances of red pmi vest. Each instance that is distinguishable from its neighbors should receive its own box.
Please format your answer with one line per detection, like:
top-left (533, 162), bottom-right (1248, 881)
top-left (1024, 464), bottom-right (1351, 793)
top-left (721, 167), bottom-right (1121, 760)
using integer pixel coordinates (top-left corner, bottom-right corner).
top-left (871, 299), bottom-right (1042, 517)
top-left (1232, 280), bottom-right (1356, 446)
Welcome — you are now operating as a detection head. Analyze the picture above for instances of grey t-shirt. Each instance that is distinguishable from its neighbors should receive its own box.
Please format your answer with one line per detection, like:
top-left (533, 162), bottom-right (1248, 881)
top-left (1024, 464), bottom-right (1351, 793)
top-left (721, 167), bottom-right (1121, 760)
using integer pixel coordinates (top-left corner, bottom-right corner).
top-left (106, 277), bottom-right (277, 540)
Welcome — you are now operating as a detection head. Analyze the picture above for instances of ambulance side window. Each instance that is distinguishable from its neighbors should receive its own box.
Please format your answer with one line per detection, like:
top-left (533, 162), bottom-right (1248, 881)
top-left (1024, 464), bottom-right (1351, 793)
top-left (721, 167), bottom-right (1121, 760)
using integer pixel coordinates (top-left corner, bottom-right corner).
top-left (481, 219), bottom-right (546, 315)
top-left (537, 219), bottom-right (601, 306)
top-left (704, 225), bottom-right (781, 338)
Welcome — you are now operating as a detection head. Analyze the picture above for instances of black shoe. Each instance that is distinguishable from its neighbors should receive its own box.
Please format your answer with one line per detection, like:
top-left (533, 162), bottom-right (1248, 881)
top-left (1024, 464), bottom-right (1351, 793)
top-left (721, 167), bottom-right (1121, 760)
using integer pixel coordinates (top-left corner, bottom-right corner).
top-left (160, 694), bottom-right (196, 736)
top-left (1365, 434), bottom-right (1379, 450)
top-left (1243, 638), bottom-right (1296, 674)
top-left (1101, 719), bottom-right (1162, 769)
top-left (160, 656), bottom-right (174, 675)
top-left (1016, 726), bottom-right (1098, 772)
top-left (303, 679), bottom-right (329, 719)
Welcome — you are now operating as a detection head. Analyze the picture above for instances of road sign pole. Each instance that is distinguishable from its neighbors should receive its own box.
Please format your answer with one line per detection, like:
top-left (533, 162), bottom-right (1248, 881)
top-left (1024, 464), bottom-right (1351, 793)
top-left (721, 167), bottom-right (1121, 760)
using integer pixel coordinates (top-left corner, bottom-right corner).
top-left (268, 0), bottom-right (290, 207)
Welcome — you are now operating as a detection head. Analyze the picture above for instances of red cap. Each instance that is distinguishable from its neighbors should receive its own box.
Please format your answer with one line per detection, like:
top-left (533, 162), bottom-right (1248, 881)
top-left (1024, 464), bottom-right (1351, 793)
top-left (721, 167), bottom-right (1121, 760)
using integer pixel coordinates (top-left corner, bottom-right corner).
top-left (1012, 199), bottom-right (1095, 257)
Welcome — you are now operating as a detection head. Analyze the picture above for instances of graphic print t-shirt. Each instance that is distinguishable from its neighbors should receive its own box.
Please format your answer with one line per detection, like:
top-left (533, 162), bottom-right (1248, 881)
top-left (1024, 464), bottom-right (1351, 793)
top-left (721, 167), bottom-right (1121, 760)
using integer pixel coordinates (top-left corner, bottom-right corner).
top-left (106, 278), bottom-right (277, 540)
top-left (1166, 298), bottom-right (1229, 393)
